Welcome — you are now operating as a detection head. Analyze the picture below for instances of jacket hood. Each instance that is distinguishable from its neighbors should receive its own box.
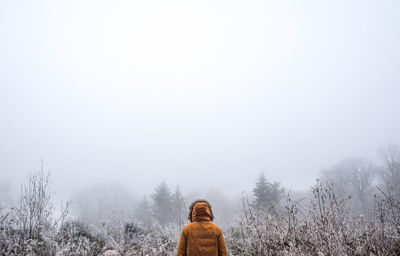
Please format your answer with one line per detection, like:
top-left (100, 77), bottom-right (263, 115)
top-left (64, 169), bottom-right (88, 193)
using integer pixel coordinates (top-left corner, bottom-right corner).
top-left (191, 202), bottom-right (211, 222)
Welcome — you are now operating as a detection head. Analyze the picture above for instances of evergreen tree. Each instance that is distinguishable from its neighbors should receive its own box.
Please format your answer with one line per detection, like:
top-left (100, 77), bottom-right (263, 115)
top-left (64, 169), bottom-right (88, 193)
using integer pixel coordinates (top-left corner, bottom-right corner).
top-left (270, 181), bottom-right (285, 204)
top-left (253, 173), bottom-right (270, 209)
top-left (151, 181), bottom-right (173, 226)
top-left (252, 173), bottom-right (284, 209)
top-left (171, 186), bottom-right (186, 228)
top-left (135, 196), bottom-right (152, 227)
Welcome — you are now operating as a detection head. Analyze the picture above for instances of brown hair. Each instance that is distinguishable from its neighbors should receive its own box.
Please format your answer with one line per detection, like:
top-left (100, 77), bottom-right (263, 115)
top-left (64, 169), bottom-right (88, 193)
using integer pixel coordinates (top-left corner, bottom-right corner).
top-left (188, 199), bottom-right (214, 222)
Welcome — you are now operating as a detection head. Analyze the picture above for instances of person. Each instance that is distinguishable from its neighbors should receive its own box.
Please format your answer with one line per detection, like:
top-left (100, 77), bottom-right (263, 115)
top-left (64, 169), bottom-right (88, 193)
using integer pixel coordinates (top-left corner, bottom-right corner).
top-left (177, 200), bottom-right (228, 256)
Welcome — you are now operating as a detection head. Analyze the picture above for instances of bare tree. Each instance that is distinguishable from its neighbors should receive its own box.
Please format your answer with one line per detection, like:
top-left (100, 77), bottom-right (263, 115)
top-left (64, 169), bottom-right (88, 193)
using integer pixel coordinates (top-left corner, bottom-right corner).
top-left (320, 157), bottom-right (376, 213)
top-left (378, 144), bottom-right (400, 197)
top-left (341, 157), bottom-right (376, 213)
top-left (320, 166), bottom-right (349, 199)
top-left (18, 166), bottom-right (54, 239)
top-left (17, 162), bottom-right (68, 240)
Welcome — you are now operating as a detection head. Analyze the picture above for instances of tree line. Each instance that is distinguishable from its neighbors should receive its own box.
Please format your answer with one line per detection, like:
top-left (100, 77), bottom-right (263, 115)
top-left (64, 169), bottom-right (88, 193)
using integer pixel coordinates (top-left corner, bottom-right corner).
top-left (319, 144), bottom-right (400, 214)
top-left (1, 144), bottom-right (399, 229)
top-left (135, 181), bottom-right (186, 227)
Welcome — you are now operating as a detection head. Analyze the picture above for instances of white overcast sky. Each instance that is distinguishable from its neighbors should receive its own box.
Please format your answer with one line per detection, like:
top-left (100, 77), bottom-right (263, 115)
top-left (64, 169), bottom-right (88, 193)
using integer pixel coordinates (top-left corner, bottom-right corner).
top-left (1, 0), bottom-right (399, 200)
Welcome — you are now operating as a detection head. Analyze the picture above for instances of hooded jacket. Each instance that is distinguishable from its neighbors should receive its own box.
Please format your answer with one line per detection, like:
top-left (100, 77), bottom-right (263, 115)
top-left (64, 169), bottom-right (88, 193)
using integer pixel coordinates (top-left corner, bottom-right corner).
top-left (177, 201), bottom-right (228, 256)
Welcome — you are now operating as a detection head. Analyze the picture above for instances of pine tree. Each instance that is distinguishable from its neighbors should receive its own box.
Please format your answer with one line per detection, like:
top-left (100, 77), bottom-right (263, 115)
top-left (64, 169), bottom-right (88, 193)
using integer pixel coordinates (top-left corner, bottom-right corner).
top-left (270, 181), bottom-right (285, 204)
top-left (151, 181), bottom-right (173, 226)
top-left (135, 196), bottom-right (152, 227)
top-left (252, 173), bottom-right (270, 209)
top-left (253, 174), bottom-right (285, 209)
top-left (171, 186), bottom-right (186, 228)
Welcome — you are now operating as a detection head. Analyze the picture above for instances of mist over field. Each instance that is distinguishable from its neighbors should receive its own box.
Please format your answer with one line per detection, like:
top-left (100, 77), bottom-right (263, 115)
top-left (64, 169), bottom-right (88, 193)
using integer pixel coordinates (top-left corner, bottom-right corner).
top-left (1, 0), bottom-right (400, 255)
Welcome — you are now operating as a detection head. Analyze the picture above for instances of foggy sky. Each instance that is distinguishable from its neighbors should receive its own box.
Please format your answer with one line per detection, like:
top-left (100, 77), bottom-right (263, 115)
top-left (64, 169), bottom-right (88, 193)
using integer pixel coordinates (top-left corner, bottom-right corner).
top-left (1, 0), bottom-right (399, 201)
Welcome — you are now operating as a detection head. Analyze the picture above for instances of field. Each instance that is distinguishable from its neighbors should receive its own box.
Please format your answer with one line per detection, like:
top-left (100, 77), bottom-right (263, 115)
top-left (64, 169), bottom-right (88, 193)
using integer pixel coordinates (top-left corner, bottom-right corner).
top-left (1, 181), bottom-right (399, 256)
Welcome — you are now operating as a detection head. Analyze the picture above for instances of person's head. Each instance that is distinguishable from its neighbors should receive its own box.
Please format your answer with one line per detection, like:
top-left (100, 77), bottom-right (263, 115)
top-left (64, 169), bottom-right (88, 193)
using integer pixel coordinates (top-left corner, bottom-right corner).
top-left (188, 199), bottom-right (214, 222)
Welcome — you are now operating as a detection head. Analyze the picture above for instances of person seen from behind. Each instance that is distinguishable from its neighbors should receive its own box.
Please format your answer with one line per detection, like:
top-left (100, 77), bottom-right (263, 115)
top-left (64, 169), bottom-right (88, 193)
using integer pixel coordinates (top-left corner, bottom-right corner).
top-left (177, 200), bottom-right (228, 256)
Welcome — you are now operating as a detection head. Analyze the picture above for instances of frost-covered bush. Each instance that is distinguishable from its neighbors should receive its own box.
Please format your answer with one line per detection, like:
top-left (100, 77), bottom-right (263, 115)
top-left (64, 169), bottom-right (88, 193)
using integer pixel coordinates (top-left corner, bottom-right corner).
top-left (56, 220), bottom-right (105, 256)
top-left (0, 207), bottom-right (58, 256)
top-left (3, 168), bottom-right (400, 255)
top-left (1, 210), bottom-right (179, 255)
top-left (226, 182), bottom-right (400, 256)
top-left (0, 208), bottom-right (23, 255)
top-left (101, 222), bottom-right (177, 255)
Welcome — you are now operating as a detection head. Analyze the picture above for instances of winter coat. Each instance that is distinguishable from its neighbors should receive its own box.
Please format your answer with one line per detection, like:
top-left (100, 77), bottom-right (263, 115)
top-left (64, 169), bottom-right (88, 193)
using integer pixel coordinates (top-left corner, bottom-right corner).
top-left (177, 201), bottom-right (228, 256)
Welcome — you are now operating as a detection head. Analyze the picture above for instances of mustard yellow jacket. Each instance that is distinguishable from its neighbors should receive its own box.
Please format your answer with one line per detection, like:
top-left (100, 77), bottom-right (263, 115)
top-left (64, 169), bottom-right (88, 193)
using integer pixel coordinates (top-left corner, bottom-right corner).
top-left (177, 202), bottom-right (228, 256)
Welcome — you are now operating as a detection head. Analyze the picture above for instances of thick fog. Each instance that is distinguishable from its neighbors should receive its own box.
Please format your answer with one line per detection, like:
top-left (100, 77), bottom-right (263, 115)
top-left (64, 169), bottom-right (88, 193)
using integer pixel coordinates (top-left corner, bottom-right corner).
top-left (1, 0), bottom-right (400, 204)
